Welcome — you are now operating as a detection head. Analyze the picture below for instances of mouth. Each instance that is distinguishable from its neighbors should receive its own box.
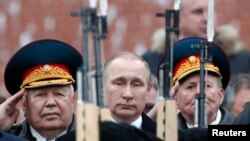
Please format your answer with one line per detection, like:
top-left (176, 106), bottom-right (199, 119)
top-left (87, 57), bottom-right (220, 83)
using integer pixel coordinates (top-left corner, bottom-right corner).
top-left (42, 112), bottom-right (60, 119)
top-left (191, 101), bottom-right (209, 109)
top-left (118, 104), bottom-right (135, 109)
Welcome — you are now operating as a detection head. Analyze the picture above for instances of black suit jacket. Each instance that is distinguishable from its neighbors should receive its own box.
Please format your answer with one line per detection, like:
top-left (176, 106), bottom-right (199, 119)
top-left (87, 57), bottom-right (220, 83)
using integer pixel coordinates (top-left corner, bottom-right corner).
top-left (56, 113), bottom-right (157, 141)
top-left (141, 112), bottom-right (156, 134)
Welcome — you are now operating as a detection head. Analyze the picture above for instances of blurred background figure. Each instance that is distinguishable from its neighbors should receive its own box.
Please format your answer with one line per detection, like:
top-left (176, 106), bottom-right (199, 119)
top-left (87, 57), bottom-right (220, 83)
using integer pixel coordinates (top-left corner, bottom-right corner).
top-left (179, 0), bottom-right (217, 39)
top-left (142, 0), bottom-right (211, 77)
top-left (142, 27), bottom-right (178, 77)
top-left (222, 73), bottom-right (250, 117)
top-left (142, 27), bottom-right (166, 77)
top-left (143, 74), bottom-right (159, 114)
top-left (214, 23), bottom-right (250, 75)
top-left (233, 102), bottom-right (250, 125)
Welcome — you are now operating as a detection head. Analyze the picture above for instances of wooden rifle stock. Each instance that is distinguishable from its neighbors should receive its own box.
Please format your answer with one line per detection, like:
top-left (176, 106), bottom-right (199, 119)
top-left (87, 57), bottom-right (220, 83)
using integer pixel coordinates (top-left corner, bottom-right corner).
top-left (156, 8), bottom-right (179, 141)
top-left (72, 4), bottom-right (111, 141)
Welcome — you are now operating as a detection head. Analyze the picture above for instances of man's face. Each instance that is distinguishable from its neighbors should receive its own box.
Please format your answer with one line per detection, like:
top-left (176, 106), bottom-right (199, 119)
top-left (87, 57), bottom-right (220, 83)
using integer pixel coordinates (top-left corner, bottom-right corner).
top-left (232, 85), bottom-right (250, 116)
top-left (180, 0), bottom-right (214, 38)
top-left (175, 73), bottom-right (224, 124)
top-left (22, 85), bottom-right (76, 132)
top-left (103, 58), bottom-right (150, 123)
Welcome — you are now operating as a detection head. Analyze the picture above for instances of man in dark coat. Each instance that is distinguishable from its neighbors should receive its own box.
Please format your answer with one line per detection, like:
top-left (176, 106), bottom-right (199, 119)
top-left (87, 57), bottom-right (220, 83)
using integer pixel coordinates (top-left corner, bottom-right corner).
top-left (102, 52), bottom-right (156, 134)
top-left (55, 52), bottom-right (159, 141)
top-left (56, 121), bottom-right (162, 141)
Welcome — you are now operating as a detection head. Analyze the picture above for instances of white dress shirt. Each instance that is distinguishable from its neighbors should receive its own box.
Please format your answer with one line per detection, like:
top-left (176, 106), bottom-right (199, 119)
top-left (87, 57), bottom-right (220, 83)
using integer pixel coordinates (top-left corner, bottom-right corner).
top-left (111, 115), bottom-right (143, 129)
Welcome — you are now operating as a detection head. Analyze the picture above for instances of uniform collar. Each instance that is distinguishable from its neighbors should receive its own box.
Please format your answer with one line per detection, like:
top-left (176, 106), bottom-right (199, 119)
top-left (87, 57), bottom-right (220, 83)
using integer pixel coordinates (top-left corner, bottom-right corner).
top-left (186, 109), bottom-right (222, 128)
top-left (30, 125), bottom-right (67, 141)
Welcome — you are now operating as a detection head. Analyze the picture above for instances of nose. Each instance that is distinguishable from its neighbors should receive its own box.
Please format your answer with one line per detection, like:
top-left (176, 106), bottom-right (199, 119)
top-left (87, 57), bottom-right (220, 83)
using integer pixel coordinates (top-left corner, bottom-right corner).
top-left (195, 85), bottom-right (200, 96)
top-left (45, 94), bottom-right (57, 108)
top-left (122, 85), bottom-right (133, 100)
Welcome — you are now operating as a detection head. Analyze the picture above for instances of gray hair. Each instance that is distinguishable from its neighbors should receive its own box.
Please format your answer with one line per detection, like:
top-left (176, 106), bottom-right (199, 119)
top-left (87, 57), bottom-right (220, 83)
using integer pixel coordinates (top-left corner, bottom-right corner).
top-left (24, 84), bottom-right (75, 98)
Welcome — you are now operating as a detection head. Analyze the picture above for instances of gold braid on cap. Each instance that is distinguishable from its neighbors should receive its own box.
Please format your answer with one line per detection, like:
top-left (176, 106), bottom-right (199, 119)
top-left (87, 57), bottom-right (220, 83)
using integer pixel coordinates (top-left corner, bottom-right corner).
top-left (173, 56), bottom-right (222, 84)
top-left (21, 64), bottom-right (75, 88)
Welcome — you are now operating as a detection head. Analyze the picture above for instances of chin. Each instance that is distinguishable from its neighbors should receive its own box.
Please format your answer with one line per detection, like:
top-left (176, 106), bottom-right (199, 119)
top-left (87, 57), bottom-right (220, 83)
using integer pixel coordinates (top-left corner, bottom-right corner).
top-left (42, 123), bottom-right (65, 130)
top-left (119, 111), bottom-right (134, 116)
top-left (42, 120), bottom-right (64, 127)
top-left (117, 110), bottom-right (136, 118)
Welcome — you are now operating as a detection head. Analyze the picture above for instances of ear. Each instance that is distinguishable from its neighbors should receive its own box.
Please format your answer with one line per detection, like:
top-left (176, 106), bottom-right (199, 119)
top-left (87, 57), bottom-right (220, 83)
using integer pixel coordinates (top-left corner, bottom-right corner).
top-left (174, 94), bottom-right (180, 110)
top-left (72, 92), bottom-right (77, 101)
top-left (101, 84), bottom-right (109, 107)
top-left (172, 81), bottom-right (180, 98)
top-left (218, 88), bottom-right (225, 105)
top-left (173, 87), bottom-right (180, 110)
top-left (72, 92), bottom-right (77, 112)
top-left (146, 83), bottom-right (153, 99)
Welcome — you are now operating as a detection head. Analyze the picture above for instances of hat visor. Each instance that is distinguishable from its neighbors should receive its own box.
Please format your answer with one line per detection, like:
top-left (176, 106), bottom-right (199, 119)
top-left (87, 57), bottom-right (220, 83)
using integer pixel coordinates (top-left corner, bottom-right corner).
top-left (23, 79), bottom-right (73, 89)
top-left (174, 67), bottom-right (222, 84)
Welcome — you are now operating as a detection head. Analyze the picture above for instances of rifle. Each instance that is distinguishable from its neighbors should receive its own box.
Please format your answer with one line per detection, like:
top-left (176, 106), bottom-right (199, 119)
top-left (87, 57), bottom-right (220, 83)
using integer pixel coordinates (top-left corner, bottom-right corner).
top-left (71, 0), bottom-right (109, 141)
top-left (156, 0), bottom-right (180, 141)
top-left (195, 0), bottom-right (214, 128)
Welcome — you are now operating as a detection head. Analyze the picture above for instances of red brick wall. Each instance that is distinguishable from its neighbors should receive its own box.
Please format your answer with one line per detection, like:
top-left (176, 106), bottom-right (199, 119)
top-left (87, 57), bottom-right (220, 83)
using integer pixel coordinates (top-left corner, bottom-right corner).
top-left (0, 0), bottom-right (249, 98)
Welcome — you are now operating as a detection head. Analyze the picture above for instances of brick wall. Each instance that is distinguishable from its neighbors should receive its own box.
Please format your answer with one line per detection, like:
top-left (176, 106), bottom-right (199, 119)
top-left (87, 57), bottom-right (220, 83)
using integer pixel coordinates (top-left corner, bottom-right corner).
top-left (0, 0), bottom-right (249, 98)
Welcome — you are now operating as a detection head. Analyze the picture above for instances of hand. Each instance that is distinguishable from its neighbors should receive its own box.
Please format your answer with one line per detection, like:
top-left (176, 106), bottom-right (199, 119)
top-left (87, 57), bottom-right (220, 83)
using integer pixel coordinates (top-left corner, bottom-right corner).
top-left (0, 89), bottom-right (24, 131)
top-left (147, 81), bottom-right (180, 121)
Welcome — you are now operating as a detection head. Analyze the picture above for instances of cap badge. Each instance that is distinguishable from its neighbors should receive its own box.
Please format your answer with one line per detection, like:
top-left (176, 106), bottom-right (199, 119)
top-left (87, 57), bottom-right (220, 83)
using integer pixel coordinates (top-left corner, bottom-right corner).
top-left (43, 64), bottom-right (52, 72)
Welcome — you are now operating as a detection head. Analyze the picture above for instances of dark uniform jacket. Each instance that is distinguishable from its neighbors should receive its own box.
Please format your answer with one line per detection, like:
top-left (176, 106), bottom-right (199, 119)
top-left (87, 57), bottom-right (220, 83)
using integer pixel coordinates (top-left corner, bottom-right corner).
top-left (8, 116), bottom-right (76, 141)
top-left (0, 131), bottom-right (28, 141)
top-left (178, 107), bottom-right (235, 129)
